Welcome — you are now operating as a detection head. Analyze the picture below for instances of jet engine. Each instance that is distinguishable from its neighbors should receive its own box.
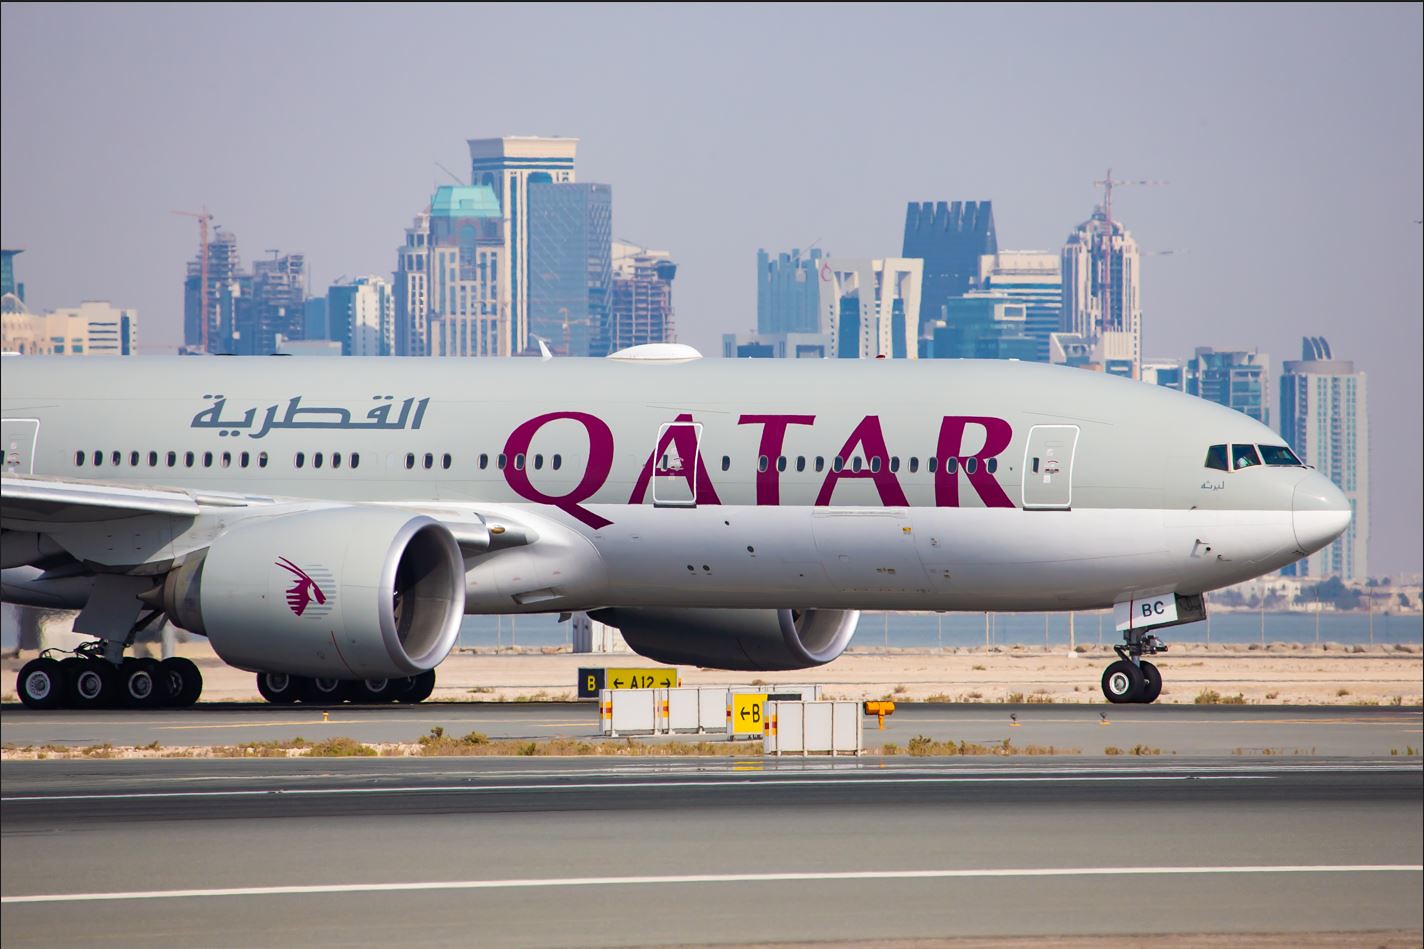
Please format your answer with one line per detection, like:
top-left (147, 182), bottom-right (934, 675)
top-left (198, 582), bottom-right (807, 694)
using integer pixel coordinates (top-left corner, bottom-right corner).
top-left (590, 607), bottom-right (859, 671)
top-left (163, 508), bottom-right (464, 680)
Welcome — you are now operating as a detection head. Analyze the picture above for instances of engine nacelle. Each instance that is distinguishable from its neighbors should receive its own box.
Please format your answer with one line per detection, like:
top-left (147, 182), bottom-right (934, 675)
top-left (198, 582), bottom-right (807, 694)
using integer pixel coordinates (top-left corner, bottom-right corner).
top-left (164, 508), bottom-right (464, 679)
top-left (591, 608), bottom-right (859, 671)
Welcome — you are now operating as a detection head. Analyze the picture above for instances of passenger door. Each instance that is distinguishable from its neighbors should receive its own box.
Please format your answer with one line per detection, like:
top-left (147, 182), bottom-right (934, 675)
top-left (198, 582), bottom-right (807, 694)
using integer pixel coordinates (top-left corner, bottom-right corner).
top-left (1021, 424), bottom-right (1079, 510)
top-left (1, 418), bottom-right (39, 475)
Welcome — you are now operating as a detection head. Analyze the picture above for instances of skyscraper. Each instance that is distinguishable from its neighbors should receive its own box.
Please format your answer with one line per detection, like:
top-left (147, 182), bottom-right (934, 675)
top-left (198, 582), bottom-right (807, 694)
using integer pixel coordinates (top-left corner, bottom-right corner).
top-left (394, 186), bottom-right (507, 357)
top-left (1187, 347), bottom-right (1270, 426)
top-left (467, 136), bottom-right (578, 355)
top-left (1061, 209), bottom-right (1141, 378)
top-left (1, 248), bottom-right (24, 310)
top-left (328, 276), bottom-right (394, 356)
top-left (595, 241), bottom-right (675, 356)
top-left (927, 292), bottom-right (1037, 361)
top-left (978, 251), bottom-right (1062, 362)
top-left (528, 182), bottom-right (612, 356)
top-left (757, 248), bottom-right (826, 336)
top-left (902, 201), bottom-right (996, 327)
top-left (183, 229), bottom-right (242, 352)
top-left (821, 258), bottom-right (922, 359)
top-left (1280, 337), bottom-right (1369, 580)
top-left (242, 252), bottom-right (306, 356)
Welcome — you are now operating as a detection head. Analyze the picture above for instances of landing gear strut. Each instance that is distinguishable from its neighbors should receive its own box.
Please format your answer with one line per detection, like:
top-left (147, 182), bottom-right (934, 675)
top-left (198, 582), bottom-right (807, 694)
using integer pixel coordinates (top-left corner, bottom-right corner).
top-left (1101, 631), bottom-right (1168, 704)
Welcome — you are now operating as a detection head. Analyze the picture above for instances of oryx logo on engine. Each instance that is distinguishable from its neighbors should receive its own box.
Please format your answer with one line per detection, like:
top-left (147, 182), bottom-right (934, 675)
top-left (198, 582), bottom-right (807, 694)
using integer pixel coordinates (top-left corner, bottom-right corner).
top-left (275, 557), bottom-right (333, 618)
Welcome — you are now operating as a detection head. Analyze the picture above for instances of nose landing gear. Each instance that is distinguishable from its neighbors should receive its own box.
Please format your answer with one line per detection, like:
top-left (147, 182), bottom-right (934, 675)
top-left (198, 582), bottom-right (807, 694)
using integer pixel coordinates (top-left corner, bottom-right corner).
top-left (1101, 632), bottom-right (1168, 704)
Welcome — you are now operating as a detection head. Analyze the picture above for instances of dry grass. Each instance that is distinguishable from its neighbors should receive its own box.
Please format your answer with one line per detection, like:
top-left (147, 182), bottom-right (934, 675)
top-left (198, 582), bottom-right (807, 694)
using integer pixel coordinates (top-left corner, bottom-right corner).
top-left (1194, 688), bottom-right (1248, 705)
top-left (903, 735), bottom-right (1079, 757)
top-left (413, 728), bottom-right (761, 758)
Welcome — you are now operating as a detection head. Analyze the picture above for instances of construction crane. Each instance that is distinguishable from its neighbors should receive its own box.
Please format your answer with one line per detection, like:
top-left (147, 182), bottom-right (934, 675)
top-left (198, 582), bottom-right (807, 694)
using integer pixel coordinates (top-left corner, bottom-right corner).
top-left (173, 208), bottom-right (213, 352)
top-left (1092, 169), bottom-right (1168, 224)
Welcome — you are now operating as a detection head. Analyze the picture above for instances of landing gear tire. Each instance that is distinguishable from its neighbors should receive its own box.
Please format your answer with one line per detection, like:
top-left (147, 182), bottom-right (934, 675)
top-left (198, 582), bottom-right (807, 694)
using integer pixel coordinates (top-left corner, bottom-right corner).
top-left (1139, 660), bottom-right (1163, 704)
top-left (351, 679), bottom-right (400, 704)
top-left (119, 658), bottom-right (165, 708)
top-left (298, 677), bottom-right (347, 705)
top-left (403, 670), bottom-right (437, 704)
top-left (159, 657), bottom-right (203, 707)
top-left (1102, 660), bottom-right (1145, 704)
top-left (17, 658), bottom-right (66, 710)
top-left (256, 672), bottom-right (301, 705)
top-left (68, 659), bottom-right (119, 709)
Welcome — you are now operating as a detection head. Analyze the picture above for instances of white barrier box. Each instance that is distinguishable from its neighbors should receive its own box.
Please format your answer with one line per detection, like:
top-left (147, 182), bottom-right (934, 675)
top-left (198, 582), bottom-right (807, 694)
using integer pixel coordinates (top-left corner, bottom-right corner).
top-left (666, 688), bottom-right (702, 733)
top-left (764, 701), bottom-right (862, 756)
top-left (603, 688), bottom-right (661, 736)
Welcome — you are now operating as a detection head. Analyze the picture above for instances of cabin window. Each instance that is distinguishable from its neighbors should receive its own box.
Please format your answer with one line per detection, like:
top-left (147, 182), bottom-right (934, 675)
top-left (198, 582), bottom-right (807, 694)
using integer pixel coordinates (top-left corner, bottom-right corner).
top-left (203, 451), bottom-right (213, 468)
top-left (870, 456), bottom-right (881, 473)
top-left (73, 451), bottom-right (84, 467)
top-left (479, 453), bottom-right (489, 470)
top-left (721, 455), bottom-right (730, 472)
top-left (294, 452), bottom-right (306, 469)
top-left (758, 455), bottom-right (769, 473)
top-left (1204, 444), bottom-right (1229, 471)
top-left (240, 451), bottom-right (250, 468)
top-left (148, 451), bottom-right (158, 467)
top-left (258, 452), bottom-right (269, 469)
top-left (184, 451), bottom-right (195, 468)
top-left (167, 451), bottom-right (177, 467)
top-left (552, 454), bottom-right (562, 471)
top-left (796, 456), bottom-right (806, 473)
top-left (405, 452), bottom-right (416, 470)
top-left (111, 451), bottom-right (121, 466)
top-left (497, 453), bottom-right (506, 470)
top-left (331, 452), bottom-right (341, 469)
top-left (423, 453), bottom-right (434, 470)
top-left (314, 453), bottom-right (325, 470)
top-left (350, 452), bottom-right (359, 470)
top-left (220, 451), bottom-right (231, 469)
top-left (909, 457), bottom-right (920, 473)
top-left (129, 451), bottom-right (140, 466)
top-left (890, 456), bottom-right (900, 473)
top-left (1259, 444), bottom-right (1303, 467)
top-left (832, 456), bottom-right (844, 473)
top-left (928, 457), bottom-right (938, 474)
top-left (965, 457), bottom-right (978, 475)
top-left (92, 450), bottom-right (103, 466)
top-left (815, 456), bottom-right (825, 473)
top-left (533, 454), bottom-right (543, 471)
top-left (987, 457), bottom-right (998, 474)
top-left (946, 457), bottom-right (959, 475)
top-left (442, 453), bottom-right (452, 470)
top-left (777, 456), bottom-right (787, 472)
top-left (1231, 444), bottom-right (1261, 470)
top-left (514, 453), bottom-right (525, 471)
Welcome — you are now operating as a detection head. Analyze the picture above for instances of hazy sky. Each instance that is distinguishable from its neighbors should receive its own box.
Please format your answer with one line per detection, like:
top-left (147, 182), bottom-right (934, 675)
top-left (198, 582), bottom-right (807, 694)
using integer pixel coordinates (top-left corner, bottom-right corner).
top-left (2, 3), bottom-right (1420, 574)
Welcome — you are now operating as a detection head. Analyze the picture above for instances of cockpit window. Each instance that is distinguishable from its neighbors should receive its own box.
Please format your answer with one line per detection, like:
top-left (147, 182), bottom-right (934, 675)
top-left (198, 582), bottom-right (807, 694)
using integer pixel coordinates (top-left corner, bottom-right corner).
top-left (1230, 444), bottom-right (1261, 470)
top-left (1258, 444), bottom-right (1304, 467)
top-left (1204, 445), bottom-right (1229, 471)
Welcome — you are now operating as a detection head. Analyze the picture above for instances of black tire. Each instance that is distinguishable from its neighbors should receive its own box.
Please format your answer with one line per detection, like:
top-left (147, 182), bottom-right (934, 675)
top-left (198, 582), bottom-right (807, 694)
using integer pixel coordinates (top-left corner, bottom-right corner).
top-left (256, 671), bottom-right (301, 705)
top-left (403, 670), bottom-right (437, 704)
top-left (298, 676), bottom-right (348, 705)
top-left (1101, 659), bottom-right (1145, 704)
top-left (1139, 660), bottom-right (1163, 704)
top-left (351, 678), bottom-right (400, 704)
top-left (17, 658), bottom-right (66, 710)
top-left (159, 657), bottom-right (203, 707)
top-left (119, 658), bottom-right (164, 708)
top-left (68, 660), bottom-right (119, 709)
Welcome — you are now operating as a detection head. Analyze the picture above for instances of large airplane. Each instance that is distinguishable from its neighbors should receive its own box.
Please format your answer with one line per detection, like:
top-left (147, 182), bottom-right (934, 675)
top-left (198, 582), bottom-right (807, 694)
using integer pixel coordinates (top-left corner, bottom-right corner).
top-left (1, 345), bottom-right (1350, 709)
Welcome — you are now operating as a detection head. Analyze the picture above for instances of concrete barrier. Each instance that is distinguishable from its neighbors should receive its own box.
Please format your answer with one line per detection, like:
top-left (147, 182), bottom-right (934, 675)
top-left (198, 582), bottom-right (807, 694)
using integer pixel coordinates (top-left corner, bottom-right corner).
top-left (764, 701), bottom-right (862, 756)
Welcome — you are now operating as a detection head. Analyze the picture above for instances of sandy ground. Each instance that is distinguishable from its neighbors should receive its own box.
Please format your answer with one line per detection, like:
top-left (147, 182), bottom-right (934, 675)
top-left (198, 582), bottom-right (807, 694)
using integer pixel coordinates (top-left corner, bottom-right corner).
top-left (5, 641), bottom-right (1419, 706)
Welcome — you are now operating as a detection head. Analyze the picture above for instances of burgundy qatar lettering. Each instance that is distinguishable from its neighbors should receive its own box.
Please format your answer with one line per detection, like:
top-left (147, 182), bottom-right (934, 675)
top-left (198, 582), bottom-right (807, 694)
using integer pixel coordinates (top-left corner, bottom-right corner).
top-left (934, 415), bottom-right (1014, 508)
top-left (502, 412), bottom-right (615, 528)
top-left (738, 414), bottom-right (815, 505)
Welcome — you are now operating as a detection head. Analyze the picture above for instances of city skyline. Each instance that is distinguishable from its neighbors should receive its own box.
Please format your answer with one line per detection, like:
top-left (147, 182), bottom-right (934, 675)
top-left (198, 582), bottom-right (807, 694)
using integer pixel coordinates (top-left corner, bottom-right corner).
top-left (1, 3), bottom-right (1419, 573)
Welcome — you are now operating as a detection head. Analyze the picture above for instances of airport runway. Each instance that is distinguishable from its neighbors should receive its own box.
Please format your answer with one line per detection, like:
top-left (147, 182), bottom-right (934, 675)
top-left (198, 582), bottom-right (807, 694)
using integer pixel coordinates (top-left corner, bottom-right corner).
top-left (3, 701), bottom-right (1422, 756)
top-left (1, 757), bottom-right (1421, 947)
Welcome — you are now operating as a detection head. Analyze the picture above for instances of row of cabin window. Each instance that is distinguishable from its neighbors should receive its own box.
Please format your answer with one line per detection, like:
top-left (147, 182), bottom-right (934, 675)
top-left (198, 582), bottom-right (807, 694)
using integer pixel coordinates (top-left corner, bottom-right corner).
top-left (74, 449), bottom-right (364, 471)
top-left (741, 454), bottom-right (998, 475)
top-left (76, 449), bottom-right (275, 470)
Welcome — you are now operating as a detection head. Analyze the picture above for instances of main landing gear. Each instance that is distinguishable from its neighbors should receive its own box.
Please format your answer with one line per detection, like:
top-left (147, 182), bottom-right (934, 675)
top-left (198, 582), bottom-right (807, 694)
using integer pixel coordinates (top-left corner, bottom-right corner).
top-left (253, 669), bottom-right (437, 705)
top-left (1101, 630), bottom-right (1167, 704)
top-left (16, 643), bottom-right (203, 710)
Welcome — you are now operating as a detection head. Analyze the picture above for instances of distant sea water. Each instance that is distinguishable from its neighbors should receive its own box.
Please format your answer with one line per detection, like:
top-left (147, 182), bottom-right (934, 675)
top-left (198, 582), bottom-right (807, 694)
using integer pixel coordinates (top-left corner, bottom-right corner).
top-left (453, 610), bottom-right (1424, 651)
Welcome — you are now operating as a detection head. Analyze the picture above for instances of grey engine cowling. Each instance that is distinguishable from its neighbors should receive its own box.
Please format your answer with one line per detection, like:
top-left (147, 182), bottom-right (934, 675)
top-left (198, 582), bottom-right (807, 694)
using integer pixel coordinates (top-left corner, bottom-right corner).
top-left (164, 508), bottom-right (464, 679)
top-left (590, 607), bottom-right (859, 671)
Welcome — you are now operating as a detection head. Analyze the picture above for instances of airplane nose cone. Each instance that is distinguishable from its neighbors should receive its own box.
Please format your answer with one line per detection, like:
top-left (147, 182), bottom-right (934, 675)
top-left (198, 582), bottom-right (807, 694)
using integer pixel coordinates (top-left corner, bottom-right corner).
top-left (1292, 471), bottom-right (1351, 555)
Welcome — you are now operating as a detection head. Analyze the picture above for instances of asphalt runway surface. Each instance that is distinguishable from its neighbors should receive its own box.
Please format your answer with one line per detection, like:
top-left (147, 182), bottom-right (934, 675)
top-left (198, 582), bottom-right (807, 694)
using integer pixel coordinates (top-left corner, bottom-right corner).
top-left (3, 701), bottom-right (1422, 757)
top-left (2, 756), bottom-right (1422, 947)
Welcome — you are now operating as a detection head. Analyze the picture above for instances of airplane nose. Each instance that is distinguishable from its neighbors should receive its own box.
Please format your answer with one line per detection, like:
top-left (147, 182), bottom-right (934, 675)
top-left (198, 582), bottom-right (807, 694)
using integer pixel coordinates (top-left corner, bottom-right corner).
top-left (1292, 471), bottom-right (1351, 555)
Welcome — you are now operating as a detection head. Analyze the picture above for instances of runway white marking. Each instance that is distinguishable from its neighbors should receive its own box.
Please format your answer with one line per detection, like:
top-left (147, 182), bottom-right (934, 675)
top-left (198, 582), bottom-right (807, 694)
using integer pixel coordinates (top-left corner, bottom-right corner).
top-left (0, 773), bottom-right (1272, 803)
top-left (4, 865), bottom-right (1419, 904)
